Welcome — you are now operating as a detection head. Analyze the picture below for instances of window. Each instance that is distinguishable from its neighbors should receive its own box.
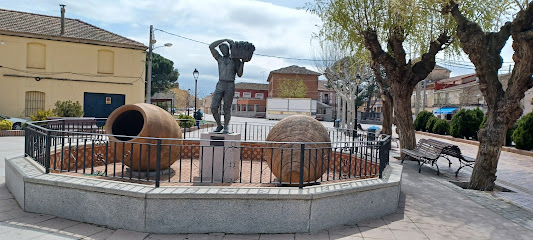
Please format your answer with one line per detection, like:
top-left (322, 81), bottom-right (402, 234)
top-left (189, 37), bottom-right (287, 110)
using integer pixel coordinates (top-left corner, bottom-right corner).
top-left (98, 50), bottom-right (114, 74)
top-left (243, 92), bottom-right (251, 98)
top-left (27, 43), bottom-right (46, 69)
top-left (234, 92), bottom-right (240, 98)
top-left (255, 93), bottom-right (264, 99)
top-left (25, 91), bottom-right (45, 117)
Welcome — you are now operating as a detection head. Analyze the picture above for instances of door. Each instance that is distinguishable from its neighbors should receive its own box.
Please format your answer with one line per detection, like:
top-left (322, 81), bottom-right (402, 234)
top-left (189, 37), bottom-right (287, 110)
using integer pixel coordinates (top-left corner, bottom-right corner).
top-left (83, 92), bottom-right (125, 119)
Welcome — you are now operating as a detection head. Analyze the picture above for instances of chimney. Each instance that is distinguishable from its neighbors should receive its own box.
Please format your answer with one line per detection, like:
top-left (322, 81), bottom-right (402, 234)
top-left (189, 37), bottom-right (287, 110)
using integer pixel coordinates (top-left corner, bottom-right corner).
top-left (60, 4), bottom-right (66, 35)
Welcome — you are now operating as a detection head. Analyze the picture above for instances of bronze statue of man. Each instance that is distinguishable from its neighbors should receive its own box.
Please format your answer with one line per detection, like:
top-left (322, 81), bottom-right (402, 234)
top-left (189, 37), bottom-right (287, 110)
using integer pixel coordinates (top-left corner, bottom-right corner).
top-left (209, 39), bottom-right (247, 133)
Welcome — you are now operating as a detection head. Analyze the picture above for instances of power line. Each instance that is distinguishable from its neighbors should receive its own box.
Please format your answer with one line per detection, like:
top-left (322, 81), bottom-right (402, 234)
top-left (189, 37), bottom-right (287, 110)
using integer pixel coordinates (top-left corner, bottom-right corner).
top-left (154, 28), bottom-right (332, 62)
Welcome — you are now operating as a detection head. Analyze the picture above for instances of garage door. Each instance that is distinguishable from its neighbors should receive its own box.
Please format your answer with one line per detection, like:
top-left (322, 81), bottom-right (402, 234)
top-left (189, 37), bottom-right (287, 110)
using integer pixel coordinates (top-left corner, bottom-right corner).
top-left (83, 92), bottom-right (125, 118)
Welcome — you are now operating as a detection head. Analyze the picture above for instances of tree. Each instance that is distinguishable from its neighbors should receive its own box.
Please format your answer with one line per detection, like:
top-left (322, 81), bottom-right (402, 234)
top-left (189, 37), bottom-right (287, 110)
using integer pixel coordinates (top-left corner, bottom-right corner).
top-left (321, 56), bottom-right (375, 130)
top-left (147, 53), bottom-right (180, 95)
top-left (442, 1), bottom-right (533, 190)
top-left (309, 0), bottom-right (454, 151)
top-left (278, 77), bottom-right (308, 98)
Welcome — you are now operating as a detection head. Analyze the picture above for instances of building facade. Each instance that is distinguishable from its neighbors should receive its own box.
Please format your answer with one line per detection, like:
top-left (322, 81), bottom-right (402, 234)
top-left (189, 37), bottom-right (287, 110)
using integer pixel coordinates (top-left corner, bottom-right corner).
top-left (267, 65), bottom-right (321, 100)
top-left (232, 82), bottom-right (269, 118)
top-left (0, 8), bottom-right (146, 118)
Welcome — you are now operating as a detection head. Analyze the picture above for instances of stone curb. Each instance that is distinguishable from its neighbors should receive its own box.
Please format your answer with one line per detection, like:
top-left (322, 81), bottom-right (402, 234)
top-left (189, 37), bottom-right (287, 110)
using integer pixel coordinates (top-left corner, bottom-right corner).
top-left (5, 156), bottom-right (402, 234)
top-left (416, 131), bottom-right (533, 157)
top-left (0, 130), bottom-right (24, 137)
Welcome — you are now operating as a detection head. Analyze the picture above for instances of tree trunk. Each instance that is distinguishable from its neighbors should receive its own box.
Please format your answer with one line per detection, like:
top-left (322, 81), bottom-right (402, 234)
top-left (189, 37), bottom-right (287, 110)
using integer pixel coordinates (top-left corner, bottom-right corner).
top-left (470, 110), bottom-right (506, 190)
top-left (381, 91), bottom-right (393, 135)
top-left (392, 82), bottom-right (416, 151)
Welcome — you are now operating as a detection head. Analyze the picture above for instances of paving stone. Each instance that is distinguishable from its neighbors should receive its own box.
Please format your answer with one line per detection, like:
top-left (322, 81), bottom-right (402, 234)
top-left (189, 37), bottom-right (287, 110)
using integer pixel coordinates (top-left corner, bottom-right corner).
top-left (258, 234), bottom-right (295, 240)
top-left (106, 229), bottom-right (149, 240)
top-left (60, 223), bottom-right (107, 238)
top-left (222, 234), bottom-right (260, 240)
top-left (83, 229), bottom-right (116, 240)
top-left (294, 231), bottom-right (329, 240)
top-left (390, 229), bottom-right (428, 240)
top-left (358, 227), bottom-right (395, 239)
top-left (145, 233), bottom-right (187, 240)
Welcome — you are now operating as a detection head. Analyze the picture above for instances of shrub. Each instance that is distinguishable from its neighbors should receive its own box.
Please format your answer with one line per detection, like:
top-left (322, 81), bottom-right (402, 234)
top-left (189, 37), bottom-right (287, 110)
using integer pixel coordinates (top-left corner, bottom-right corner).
top-left (433, 119), bottom-right (450, 135)
top-left (414, 110), bottom-right (433, 131)
top-left (425, 116), bottom-right (438, 133)
top-left (30, 109), bottom-right (56, 121)
top-left (512, 112), bottom-right (533, 151)
top-left (177, 114), bottom-right (195, 128)
top-left (506, 122), bottom-right (518, 146)
top-left (53, 100), bottom-right (84, 117)
top-left (0, 120), bottom-right (13, 130)
top-left (450, 108), bottom-right (484, 139)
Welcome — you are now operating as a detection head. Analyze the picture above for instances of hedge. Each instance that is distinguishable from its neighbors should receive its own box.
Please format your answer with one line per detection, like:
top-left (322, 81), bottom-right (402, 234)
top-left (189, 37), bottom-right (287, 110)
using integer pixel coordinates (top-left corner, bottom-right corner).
top-left (512, 112), bottom-right (533, 151)
top-left (414, 110), bottom-right (433, 131)
top-left (433, 119), bottom-right (450, 135)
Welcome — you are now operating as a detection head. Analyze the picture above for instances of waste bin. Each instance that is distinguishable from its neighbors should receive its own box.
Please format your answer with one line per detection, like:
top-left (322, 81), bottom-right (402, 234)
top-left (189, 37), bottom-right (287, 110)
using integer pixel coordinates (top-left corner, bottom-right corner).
top-left (367, 126), bottom-right (378, 141)
top-left (334, 119), bottom-right (341, 128)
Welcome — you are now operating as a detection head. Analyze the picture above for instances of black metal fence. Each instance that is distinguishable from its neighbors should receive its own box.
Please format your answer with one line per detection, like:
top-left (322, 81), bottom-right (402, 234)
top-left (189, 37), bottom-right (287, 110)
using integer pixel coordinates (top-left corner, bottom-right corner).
top-left (25, 119), bottom-right (390, 188)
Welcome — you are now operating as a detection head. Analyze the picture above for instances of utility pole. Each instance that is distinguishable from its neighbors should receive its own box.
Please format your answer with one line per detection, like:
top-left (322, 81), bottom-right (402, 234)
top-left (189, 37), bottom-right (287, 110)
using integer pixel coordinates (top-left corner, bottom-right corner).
top-left (146, 25), bottom-right (153, 104)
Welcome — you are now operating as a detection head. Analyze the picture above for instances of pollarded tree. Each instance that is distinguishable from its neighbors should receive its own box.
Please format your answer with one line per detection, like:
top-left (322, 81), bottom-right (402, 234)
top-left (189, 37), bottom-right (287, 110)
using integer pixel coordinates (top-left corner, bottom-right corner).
top-left (314, 41), bottom-right (376, 130)
top-left (442, 0), bottom-right (533, 190)
top-left (308, 0), bottom-right (455, 151)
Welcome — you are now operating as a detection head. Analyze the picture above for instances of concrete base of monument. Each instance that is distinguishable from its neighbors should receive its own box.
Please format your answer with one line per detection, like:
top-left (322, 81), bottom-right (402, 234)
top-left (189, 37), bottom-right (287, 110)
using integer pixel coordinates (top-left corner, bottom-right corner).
top-left (199, 132), bottom-right (241, 183)
top-left (5, 155), bottom-right (402, 234)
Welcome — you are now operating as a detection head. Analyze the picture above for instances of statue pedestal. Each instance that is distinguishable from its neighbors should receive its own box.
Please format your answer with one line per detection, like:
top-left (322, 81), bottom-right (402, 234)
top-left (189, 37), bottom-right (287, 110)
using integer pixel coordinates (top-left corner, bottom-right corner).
top-left (199, 133), bottom-right (241, 183)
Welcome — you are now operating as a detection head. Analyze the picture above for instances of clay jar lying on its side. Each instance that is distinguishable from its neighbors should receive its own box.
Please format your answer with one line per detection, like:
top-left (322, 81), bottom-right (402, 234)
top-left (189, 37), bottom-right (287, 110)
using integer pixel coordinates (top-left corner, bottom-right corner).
top-left (105, 103), bottom-right (182, 171)
top-left (265, 115), bottom-right (331, 184)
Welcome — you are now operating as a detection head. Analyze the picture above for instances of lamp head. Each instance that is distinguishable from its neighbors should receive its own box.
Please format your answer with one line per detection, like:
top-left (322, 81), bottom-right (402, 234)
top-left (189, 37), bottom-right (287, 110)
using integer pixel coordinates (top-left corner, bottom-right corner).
top-left (193, 68), bottom-right (199, 80)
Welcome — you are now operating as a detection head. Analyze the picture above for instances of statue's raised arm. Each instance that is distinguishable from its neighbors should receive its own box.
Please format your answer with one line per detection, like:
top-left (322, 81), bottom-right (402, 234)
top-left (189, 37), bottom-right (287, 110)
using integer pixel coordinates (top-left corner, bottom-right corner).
top-left (209, 39), bottom-right (232, 60)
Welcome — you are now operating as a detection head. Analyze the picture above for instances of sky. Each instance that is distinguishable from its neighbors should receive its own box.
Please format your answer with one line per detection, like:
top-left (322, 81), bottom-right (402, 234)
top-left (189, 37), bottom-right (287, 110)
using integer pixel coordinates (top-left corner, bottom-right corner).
top-left (1, 0), bottom-right (516, 97)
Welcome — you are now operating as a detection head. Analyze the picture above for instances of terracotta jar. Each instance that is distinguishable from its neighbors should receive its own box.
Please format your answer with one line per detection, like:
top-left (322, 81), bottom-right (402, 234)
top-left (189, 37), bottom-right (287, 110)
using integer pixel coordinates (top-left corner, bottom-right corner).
top-left (265, 115), bottom-right (331, 184)
top-left (105, 103), bottom-right (182, 171)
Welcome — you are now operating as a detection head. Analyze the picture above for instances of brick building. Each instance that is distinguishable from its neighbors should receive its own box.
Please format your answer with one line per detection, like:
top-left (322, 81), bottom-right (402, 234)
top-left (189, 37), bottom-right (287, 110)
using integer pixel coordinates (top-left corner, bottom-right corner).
top-left (232, 82), bottom-right (269, 118)
top-left (267, 65), bottom-right (321, 99)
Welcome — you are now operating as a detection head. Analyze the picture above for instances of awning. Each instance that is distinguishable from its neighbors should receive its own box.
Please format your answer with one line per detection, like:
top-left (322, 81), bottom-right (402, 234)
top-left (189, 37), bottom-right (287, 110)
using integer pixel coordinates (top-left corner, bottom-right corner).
top-left (434, 107), bottom-right (458, 114)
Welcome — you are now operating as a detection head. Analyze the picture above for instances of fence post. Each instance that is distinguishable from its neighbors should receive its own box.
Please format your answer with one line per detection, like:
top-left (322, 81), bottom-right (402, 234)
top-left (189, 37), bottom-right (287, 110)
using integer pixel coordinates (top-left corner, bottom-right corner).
top-left (155, 139), bottom-right (162, 187)
top-left (45, 130), bottom-right (51, 174)
top-left (24, 127), bottom-right (29, 157)
top-left (299, 143), bottom-right (305, 189)
top-left (379, 136), bottom-right (391, 178)
top-left (244, 122), bottom-right (248, 141)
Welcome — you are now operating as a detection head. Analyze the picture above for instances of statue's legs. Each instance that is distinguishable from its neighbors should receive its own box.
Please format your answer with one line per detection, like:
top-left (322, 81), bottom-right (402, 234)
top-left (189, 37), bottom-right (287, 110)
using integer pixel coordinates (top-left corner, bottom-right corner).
top-left (211, 82), bottom-right (224, 132)
top-left (222, 82), bottom-right (235, 133)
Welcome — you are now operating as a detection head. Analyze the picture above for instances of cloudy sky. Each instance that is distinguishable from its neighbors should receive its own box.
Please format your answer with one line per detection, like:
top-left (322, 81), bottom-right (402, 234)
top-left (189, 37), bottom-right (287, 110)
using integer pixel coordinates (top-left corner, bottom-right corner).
top-left (2, 0), bottom-right (515, 97)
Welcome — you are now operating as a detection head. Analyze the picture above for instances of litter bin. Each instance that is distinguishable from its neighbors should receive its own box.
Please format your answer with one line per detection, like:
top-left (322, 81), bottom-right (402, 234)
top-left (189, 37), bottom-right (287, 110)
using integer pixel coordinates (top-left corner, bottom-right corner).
top-left (367, 126), bottom-right (378, 141)
top-left (334, 119), bottom-right (341, 128)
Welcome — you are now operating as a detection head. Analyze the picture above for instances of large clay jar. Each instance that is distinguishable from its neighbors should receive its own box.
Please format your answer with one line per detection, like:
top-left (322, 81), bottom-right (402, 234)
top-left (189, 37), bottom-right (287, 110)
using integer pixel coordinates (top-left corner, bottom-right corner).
top-left (105, 103), bottom-right (182, 171)
top-left (265, 115), bottom-right (331, 184)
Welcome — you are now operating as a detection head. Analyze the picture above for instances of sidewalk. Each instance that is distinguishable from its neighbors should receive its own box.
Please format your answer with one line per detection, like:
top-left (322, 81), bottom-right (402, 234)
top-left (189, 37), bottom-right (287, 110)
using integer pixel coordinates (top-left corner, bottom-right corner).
top-left (1, 136), bottom-right (533, 239)
top-left (406, 132), bottom-right (533, 215)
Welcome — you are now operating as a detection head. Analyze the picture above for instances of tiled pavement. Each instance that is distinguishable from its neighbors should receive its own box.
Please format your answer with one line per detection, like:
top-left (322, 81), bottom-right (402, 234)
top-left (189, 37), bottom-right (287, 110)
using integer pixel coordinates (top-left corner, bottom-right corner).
top-left (2, 136), bottom-right (533, 239)
top-left (407, 133), bottom-right (533, 214)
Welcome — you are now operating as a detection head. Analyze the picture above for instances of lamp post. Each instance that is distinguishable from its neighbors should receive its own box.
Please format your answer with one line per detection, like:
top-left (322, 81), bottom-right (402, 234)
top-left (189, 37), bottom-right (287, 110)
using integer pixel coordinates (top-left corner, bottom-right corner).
top-left (146, 25), bottom-right (172, 104)
top-left (193, 69), bottom-right (199, 112)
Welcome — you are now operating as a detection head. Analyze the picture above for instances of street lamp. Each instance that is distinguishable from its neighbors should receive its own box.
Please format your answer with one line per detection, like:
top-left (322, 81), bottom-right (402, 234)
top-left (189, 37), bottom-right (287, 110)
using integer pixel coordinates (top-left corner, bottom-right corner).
top-left (193, 69), bottom-right (199, 112)
top-left (146, 25), bottom-right (172, 104)
top-left (353, 74), bottom-right (361, 141)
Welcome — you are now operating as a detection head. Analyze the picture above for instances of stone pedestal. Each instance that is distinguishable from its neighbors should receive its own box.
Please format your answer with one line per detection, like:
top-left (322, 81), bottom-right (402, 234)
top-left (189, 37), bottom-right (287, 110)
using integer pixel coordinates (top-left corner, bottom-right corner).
top-left (199, 133), bottom-right (241, 183)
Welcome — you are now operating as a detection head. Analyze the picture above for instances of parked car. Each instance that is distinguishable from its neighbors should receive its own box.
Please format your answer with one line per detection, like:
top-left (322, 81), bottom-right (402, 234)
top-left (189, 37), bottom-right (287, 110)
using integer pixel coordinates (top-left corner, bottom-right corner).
top-left (0, 115), bottom-right (28, 130)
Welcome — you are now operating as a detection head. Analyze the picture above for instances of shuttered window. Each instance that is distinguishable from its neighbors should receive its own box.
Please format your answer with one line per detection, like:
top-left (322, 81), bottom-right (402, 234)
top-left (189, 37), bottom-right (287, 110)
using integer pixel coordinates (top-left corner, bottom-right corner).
top-left (25, 91), bottom-right (45, 117)
top-left (27, 43), bottom-right (46, 69)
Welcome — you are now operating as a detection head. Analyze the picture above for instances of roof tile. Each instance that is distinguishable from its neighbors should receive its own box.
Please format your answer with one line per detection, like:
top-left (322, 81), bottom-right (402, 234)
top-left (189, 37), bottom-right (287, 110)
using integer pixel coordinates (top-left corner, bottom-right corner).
top-left (0, 9), bottom-right (146, 49)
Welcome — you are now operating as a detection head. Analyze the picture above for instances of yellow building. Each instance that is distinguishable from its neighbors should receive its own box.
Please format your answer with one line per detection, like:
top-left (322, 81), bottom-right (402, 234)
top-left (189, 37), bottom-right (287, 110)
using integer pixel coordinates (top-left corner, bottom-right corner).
top-left (0, 8), bottom-right (147, 118)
